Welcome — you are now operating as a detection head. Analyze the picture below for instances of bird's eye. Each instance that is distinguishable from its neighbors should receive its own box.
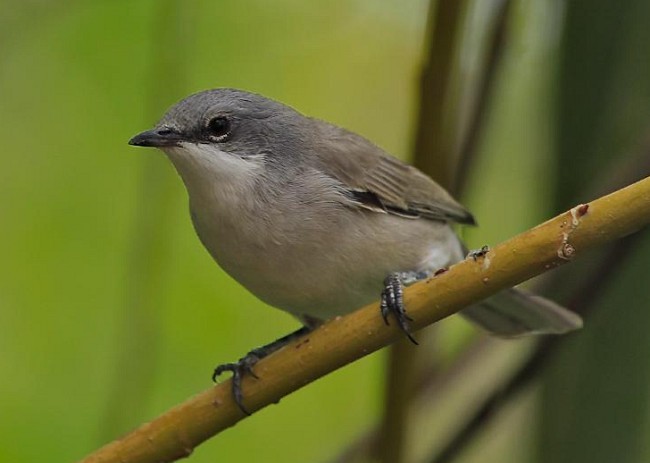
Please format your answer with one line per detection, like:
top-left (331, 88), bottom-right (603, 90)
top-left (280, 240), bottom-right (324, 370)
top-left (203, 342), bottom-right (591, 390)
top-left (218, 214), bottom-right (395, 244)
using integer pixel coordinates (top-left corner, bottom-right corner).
top-left (206, 116), bottom-right (231, 141)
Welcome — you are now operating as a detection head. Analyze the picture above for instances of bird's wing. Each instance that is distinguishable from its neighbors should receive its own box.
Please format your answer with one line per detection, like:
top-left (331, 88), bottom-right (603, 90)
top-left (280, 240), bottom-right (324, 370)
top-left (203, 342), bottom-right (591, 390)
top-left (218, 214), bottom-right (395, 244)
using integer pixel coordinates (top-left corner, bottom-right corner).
top-left (308, 119), bottom-right (475, 225)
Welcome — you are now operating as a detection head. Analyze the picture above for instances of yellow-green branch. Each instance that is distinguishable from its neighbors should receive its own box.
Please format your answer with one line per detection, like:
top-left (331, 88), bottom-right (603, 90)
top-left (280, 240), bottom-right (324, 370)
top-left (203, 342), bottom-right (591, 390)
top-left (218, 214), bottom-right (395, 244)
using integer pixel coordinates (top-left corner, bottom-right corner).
top-left (80, 176), bottom-right (650, 463)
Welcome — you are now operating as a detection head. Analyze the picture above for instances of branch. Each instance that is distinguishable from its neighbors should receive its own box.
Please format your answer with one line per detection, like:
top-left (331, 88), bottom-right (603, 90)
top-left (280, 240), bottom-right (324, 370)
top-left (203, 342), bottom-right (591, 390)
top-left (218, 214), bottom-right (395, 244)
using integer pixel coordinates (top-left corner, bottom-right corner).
top-left (80, 176), bottom-right (650, 463)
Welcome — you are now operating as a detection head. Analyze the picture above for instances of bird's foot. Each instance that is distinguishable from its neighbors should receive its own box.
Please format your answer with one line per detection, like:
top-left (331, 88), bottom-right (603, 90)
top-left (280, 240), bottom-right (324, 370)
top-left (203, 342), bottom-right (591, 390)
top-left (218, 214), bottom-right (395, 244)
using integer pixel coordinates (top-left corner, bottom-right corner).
top-left (212, 348), bottom-right (265, 415)
top-left (380, 273), bottom-right (419, 345)
top-left (212, 326), bottom-right (312, 415)
top-left (467, 245), bottom-right (490, 261)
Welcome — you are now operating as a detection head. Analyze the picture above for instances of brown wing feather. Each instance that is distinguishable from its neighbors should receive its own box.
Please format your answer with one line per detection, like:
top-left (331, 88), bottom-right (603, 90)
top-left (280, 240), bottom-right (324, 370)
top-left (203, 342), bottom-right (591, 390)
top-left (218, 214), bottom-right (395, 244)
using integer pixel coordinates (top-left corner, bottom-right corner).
top-left (308, 119), bottom-right (476, 225)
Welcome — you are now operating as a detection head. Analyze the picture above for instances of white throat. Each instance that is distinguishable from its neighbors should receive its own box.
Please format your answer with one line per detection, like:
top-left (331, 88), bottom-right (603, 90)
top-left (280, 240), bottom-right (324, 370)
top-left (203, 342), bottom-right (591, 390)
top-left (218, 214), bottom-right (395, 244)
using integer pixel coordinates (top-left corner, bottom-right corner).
top-left (162, 142), bottom-right (264, 201)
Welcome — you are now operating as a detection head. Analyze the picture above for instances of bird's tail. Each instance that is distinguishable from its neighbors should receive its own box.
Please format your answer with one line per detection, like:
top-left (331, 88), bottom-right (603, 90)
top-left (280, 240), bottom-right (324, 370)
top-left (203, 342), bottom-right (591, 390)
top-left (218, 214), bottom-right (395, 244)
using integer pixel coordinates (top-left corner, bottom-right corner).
top-left (460, 287), bottom-right (582, 337)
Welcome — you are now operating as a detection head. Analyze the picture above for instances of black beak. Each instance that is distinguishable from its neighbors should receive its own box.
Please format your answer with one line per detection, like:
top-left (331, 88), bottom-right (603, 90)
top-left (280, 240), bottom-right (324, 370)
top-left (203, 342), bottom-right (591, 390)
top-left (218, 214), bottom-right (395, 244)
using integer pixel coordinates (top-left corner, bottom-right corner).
top-left (128, 128), bottom-right (182, 147)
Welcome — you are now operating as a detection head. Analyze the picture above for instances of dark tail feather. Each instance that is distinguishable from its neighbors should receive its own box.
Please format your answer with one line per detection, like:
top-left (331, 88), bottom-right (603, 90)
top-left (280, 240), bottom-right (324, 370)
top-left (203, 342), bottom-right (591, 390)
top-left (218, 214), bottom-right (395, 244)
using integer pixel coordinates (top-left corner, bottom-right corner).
top-left (460, 287), bottom-right (582, 337)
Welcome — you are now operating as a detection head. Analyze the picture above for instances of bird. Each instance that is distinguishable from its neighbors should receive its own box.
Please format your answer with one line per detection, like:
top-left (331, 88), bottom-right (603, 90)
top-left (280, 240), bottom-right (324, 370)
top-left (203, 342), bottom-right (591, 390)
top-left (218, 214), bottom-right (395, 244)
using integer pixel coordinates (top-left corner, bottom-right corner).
top-left (129, 88), bottom-right (582, 413)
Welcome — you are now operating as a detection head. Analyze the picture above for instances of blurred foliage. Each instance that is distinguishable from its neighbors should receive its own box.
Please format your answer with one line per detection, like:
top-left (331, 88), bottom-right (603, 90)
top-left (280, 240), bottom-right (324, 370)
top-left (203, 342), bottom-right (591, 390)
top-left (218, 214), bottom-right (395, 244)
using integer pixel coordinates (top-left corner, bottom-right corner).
top-left (1, 1), bottom-right (649, 463)
top-left (541, 1), bottom-right (650, 463)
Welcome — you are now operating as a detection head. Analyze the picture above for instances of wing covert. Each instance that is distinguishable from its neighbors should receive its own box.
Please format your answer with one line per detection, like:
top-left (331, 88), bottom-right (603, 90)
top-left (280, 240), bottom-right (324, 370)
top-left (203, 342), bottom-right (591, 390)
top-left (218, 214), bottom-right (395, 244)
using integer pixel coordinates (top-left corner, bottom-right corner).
top-left (307, 119), bottom-right (475, 225)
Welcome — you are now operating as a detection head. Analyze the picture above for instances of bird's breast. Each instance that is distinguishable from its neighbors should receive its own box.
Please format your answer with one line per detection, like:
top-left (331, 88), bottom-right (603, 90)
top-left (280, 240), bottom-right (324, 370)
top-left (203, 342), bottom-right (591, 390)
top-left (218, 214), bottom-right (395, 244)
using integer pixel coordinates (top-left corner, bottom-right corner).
top-left (189, 187), bottom-right (461, 321)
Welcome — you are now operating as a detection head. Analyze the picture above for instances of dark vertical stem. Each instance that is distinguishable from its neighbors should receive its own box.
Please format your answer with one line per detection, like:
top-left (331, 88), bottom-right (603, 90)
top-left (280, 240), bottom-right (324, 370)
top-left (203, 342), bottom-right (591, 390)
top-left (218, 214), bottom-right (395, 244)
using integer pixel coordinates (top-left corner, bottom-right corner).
top-left (412, 0), bottom-right (469, 189)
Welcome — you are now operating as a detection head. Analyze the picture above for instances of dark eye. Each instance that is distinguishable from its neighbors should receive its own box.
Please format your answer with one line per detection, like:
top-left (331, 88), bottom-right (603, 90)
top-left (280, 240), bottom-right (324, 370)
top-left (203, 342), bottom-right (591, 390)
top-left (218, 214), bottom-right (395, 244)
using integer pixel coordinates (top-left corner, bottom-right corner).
top-left (206, 116), bottom-right (231, 141)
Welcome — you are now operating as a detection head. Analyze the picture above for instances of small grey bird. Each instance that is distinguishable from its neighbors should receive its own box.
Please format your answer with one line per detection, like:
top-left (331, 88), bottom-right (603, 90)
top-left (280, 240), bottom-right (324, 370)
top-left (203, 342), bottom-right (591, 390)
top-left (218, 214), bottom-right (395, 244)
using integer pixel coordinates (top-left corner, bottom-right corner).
top-left (129, 88), bottom-right (581, 411)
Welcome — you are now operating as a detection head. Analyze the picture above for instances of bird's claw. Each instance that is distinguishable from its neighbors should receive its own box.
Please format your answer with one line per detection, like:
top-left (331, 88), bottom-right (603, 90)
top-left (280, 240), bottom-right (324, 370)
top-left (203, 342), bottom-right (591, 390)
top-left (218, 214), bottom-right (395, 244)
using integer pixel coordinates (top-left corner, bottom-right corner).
top-left (380, 273), bottom-right (418, 345)
top-left (467, 245), bottom-right (490, 261)
top-left (211, 327), bottom-right (311, 416)
top-left (212, 351), bottom-right (262, 415)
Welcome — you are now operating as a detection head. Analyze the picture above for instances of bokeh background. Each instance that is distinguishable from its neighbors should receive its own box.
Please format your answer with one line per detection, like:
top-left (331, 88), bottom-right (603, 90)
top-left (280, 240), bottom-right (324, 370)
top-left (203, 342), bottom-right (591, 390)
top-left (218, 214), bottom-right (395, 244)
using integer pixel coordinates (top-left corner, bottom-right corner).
top-left (2, 1), bottom-right (650, 462)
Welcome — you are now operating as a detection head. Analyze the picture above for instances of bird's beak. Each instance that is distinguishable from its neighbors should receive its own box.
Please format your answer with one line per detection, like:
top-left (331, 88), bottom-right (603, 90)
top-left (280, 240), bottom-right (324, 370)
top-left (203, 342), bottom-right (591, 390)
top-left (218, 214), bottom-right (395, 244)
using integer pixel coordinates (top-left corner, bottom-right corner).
top-left (128, 128), bottom-right (182, 147)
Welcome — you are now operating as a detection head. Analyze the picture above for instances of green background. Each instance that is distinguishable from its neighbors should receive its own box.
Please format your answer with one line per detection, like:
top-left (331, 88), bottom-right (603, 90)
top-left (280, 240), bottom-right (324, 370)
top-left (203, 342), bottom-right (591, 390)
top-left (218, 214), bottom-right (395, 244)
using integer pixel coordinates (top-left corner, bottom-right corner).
top-left (2, 1), bottom-right (650, 462)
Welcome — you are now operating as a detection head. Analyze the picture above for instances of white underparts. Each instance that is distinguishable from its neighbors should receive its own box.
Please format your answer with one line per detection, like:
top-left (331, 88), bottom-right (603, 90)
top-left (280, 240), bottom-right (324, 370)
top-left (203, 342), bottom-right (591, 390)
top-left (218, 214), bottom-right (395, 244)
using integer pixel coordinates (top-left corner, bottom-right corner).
top-left (418, 228), bottom-right (463, 271)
